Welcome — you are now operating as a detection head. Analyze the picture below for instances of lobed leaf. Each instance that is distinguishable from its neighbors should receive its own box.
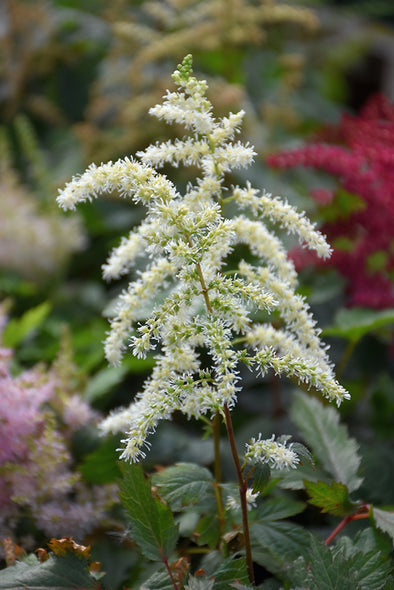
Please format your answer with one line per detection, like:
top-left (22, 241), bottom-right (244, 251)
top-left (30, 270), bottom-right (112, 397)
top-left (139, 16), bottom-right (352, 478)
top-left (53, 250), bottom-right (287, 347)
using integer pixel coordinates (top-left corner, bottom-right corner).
top-left (308, 538), bottom-right (354, 590)
top-left (349, 550), bottom-right (393, 590)
top-left (289, 533), bottom-right (393, 590)
top-left (304, 480), bottom-right (357, 516)
top-left (271, 457), bottom-right (327, 490)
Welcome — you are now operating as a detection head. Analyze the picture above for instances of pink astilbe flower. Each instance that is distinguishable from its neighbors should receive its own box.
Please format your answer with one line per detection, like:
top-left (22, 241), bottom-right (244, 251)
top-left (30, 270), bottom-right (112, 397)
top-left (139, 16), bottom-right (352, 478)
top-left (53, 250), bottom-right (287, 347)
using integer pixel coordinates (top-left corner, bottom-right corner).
top-left (36, 485), bottom-right (116, 539)
top-left (0, 309), bottom-right (117, 547)
top-left (0, 359), bottom-right (53, 464)
top-left (267, 94), bottom-right (394, 309)
top-left (62, 394), bottom-right (101, 432)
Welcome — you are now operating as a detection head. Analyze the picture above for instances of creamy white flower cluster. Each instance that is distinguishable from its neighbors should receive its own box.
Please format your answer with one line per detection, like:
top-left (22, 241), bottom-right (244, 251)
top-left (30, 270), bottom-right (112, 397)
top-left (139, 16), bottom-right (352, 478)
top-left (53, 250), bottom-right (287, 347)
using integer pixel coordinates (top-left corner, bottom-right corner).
top-left (226, 489), bottom-right (258, 512)
top-left (245, 434), bottom-right (299, 471)
top-left (57, 55), bottom-right (349, 462)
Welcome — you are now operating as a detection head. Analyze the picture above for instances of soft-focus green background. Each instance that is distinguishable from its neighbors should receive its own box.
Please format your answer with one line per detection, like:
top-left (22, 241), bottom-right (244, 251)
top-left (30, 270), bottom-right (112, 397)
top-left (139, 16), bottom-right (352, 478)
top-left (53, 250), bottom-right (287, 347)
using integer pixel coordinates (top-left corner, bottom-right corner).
top-left (1, 1), bottom-right (393, 587)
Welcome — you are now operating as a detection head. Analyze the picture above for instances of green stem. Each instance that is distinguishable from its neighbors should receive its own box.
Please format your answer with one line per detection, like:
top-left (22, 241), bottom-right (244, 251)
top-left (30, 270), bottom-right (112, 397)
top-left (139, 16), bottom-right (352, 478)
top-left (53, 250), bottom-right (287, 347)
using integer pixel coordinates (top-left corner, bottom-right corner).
top-left (224, 404), bottom-right (255, 586)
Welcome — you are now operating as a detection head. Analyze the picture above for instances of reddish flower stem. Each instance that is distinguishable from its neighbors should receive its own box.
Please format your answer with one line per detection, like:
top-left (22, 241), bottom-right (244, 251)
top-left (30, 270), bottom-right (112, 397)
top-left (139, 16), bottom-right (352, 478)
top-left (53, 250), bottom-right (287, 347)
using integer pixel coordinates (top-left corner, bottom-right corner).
top-left (224, 404), bottom-right (255, 586)
top-left (325, 504), bottom-right (370, 546)
top-left (163, 556), bottom-right (180, 590)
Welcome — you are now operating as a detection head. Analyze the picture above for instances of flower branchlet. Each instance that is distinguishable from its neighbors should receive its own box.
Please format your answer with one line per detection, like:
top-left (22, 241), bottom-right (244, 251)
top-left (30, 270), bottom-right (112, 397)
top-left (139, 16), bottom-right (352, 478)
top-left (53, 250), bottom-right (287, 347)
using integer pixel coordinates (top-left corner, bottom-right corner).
top-left (57, 55), bottom-right (349, 462)
top-left (245, 434), bottom-right (300, 471)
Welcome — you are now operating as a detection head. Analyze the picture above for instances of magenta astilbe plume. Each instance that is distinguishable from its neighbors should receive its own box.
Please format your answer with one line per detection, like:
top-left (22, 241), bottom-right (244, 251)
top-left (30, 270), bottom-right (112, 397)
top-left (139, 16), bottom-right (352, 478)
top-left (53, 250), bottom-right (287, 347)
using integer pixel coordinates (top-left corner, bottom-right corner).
top-left (267, 94), bottom-right (394, 309)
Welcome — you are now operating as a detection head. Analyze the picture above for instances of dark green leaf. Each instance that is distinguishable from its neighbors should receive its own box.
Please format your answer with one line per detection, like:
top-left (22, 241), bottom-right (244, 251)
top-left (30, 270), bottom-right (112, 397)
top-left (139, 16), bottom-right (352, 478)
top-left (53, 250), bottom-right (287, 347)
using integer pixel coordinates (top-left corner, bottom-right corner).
top-left (79, 437), bottom-right (121, 484)
top-left (300, 535), bottom-right (393, 590)
top-left (255, 496), bottom-right (305, 521)
top-left (176, 510), bottom-right (200, 537)
top-left (152, 463), bottom-right (214, 511)
top-left (0, 554), bottom-right (96, 590)
top-left (213, 557), bottom-right (248, 590)
top-left (351, 527), bottom-right (393, 557)
top-left (90, 537), bottom-right (139, 590)
top-left (140, 568), bottom-right (176, 590)
top-left (308, 538), bottom-right (354, 590)
top-left (250, 464), bottom-right (271, 493)
top-left (250, 520), bottom-right (310, 575)
top-left (350, 550), bottom-right (393, 590)
top-left (291, 442), bottom-right (314, 467)
top-left (272, 457), bottom-right (327, 490)
top-left (199, 550), bottom-right (222, 576)
top-left (195, 514), bottom-right (219, 548)
top-left (149, 423), bottom-right (214, 466)
top-left (286, 555), bottom-right (313, 588)
top-left (119, 463), bottom-right (178, 561)
top-left (304, 480), bottom-right (357, 516)
top-left (291, 392), bottom-right (362, 492)
top-left (213, 556), bottom-right (249, 589)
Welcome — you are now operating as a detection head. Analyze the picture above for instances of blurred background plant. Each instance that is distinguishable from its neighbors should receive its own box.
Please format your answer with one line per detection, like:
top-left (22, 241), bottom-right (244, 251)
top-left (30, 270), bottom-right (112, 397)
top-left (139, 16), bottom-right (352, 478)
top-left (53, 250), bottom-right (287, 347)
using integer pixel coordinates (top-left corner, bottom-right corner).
top-left (0, 302), bottom-right (118, 555)
top-left (0, 118), bottom-right (86, 283)
top-left (74, 0), bottom-right (319, 162)
top-left (0, 0), bottom-right (394, 588)
top-left (267, 92), bottom-right (394, 310)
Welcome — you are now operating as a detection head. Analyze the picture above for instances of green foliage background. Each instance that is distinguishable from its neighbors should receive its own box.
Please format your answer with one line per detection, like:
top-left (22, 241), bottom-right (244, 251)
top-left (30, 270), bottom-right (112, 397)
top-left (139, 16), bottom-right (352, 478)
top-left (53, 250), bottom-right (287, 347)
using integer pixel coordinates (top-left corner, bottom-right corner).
top-left (0, 0), bottom-right (393, 588)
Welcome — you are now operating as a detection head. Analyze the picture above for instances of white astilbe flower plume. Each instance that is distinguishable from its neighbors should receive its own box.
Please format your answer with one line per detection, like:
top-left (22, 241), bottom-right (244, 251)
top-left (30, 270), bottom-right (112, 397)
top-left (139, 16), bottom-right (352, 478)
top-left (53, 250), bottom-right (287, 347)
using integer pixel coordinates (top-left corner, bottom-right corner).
top-left (57, 55), bottom-right (349, 462)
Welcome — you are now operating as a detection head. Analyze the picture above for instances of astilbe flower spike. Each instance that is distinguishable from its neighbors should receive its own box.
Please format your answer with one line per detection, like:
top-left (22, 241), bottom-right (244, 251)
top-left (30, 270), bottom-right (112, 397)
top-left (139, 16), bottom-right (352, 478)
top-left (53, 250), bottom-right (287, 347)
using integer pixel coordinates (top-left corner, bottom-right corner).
top-left (267, 93), bottom-right (394, 309)
top-left (78, 0), bottom-right (318, 162)
top-left (57, 55), bottom-right (349, 464)
top-left (0, 309), bottom-right (116, 544)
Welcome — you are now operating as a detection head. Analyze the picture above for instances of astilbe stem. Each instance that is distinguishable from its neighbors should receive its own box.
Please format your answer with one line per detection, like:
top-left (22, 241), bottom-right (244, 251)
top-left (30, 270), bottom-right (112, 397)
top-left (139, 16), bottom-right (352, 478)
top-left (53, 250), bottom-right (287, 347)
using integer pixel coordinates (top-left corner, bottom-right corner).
top-left (325, 504), bottom-right (370, 546)
top-left (194, 245), bottom-right (241, 553)
top-left (224, 405), bottom-right (255, 585)
top-left (212, 412), bottom-right (226, 538)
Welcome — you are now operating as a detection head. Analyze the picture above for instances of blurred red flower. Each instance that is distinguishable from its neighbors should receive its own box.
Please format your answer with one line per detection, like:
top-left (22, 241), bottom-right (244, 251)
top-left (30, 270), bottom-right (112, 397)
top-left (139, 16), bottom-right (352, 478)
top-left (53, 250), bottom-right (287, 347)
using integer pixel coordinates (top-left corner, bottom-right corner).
top-left (268, 94), bottom-right (394, 309)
